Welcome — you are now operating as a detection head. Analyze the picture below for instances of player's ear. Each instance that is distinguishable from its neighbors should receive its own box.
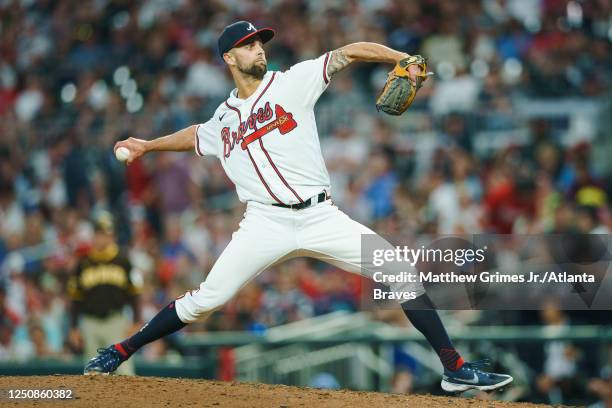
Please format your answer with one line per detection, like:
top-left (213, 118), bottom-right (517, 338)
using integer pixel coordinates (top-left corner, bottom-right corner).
top-left (223, 51), bottom-right (236, 66)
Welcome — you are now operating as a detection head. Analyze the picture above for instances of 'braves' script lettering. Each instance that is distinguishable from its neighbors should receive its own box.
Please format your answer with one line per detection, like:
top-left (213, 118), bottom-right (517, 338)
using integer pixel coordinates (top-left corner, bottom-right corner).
top-left (222, 102), bottom-right (273, 158)
top-left (222, 102), bottom-right (297, 158)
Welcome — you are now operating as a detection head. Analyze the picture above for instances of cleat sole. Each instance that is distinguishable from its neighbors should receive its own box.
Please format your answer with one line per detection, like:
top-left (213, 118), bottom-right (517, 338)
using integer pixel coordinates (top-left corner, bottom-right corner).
top-left (441, 376), bottom-right (513, 393)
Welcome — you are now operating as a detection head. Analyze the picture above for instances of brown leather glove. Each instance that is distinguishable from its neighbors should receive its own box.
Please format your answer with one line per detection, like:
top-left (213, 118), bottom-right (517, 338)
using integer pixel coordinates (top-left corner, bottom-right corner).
top-left (375, 55), bottom-right (431, 115)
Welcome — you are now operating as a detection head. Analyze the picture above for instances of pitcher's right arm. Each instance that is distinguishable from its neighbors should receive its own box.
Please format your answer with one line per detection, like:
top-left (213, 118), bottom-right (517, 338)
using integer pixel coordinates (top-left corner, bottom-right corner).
top-left (113, 125), bottom-right (197, 164)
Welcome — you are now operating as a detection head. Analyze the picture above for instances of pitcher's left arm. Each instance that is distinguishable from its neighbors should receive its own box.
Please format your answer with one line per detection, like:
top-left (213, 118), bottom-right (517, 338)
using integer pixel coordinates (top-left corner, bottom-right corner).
top-left (326, 42), bottom-right (409, 79)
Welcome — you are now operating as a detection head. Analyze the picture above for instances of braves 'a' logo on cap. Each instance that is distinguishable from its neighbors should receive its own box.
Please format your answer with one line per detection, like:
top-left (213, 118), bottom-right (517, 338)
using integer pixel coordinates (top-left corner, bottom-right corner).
top-left (247, 22), bottom-right (256, 31)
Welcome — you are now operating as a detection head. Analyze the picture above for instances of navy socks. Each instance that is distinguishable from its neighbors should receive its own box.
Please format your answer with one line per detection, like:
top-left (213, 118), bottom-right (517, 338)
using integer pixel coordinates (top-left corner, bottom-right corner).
top-left (112, 296), bottom-right (464, 372)
top-left (115, 301), bottom-right (186, 359)
top-left (401, 294), bottom-right (464, 371)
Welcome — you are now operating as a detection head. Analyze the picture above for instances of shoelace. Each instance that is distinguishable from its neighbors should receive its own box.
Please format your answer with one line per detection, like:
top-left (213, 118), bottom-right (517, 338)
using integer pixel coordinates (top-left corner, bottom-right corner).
top-left (467, 358), bottom-right (491, 368)
top-left (92, 348), bottom-right (119, 368)
top-left (464, 358), bottom-right (491, 373)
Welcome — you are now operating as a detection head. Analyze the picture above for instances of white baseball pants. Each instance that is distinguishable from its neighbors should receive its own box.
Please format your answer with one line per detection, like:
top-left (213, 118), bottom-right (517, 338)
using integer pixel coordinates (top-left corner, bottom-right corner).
top-left (175, 200), bottom-right (424, 323)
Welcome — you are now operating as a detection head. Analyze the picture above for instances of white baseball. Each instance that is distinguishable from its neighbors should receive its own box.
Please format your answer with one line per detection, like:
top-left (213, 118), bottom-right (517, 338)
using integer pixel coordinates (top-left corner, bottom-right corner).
top-left (115, 146), bottom-right (131, 162)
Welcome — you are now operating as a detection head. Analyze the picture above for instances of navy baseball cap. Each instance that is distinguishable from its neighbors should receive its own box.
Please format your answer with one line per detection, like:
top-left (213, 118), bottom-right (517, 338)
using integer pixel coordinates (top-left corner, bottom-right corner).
top-left (218, 21), bottom-right (275, 58)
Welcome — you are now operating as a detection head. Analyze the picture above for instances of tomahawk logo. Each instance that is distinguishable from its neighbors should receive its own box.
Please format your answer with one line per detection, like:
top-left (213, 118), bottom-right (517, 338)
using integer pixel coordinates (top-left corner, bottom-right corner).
top-left (241, 104), bottom-right (297, 149)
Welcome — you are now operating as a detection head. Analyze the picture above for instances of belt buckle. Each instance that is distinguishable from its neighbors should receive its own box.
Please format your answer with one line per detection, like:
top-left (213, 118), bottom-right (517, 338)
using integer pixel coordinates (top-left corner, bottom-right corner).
top-left (292, 191), bottom-right (325, 210)
top-left (294, 196), bottom-right (312, 210)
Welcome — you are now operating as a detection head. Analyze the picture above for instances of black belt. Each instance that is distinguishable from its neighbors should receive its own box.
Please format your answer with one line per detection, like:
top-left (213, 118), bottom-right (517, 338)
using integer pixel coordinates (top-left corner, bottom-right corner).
top-left (272, 192), bottom-right (329, 210)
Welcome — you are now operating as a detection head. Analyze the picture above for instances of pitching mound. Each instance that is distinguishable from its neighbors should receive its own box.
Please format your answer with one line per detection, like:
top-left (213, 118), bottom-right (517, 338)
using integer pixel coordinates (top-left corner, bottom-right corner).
top-left (0, 375), bottom-right (551, 408)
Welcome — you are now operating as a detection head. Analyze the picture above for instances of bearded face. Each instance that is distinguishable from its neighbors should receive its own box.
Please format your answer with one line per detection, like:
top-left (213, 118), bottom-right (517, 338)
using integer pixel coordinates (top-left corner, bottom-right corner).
top-left (226, 37), bottom-right (268, 80)
top-left (236, 58), bottom-right (267, 79)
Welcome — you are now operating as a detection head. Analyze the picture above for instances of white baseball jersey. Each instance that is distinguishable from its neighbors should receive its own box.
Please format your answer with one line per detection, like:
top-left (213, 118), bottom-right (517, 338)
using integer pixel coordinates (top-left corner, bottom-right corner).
top-left (176, 52), bottom-right (424, 325)
top-left (195, 53), bottom-right (333, 205)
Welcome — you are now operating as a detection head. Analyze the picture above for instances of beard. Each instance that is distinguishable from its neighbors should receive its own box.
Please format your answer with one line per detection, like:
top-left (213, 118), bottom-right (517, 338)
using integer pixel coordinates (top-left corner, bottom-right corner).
top-left (238, 60), bottom-right (267, 79)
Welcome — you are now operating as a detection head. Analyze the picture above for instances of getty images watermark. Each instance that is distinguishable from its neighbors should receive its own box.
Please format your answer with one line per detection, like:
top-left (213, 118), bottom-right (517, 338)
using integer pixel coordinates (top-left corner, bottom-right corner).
top-left (360, 234), bottom-right (612, 310)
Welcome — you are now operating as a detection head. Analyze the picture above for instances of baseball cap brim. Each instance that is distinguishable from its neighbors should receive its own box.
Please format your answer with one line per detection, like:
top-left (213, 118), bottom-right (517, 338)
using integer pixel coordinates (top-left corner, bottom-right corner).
top-left (230, 28), bottom-right (275, 50)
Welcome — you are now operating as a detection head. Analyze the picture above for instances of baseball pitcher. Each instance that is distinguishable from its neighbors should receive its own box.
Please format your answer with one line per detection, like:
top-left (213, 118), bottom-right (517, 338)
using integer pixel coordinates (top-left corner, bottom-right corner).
top-left (85, 21), bottom-right (512, 392)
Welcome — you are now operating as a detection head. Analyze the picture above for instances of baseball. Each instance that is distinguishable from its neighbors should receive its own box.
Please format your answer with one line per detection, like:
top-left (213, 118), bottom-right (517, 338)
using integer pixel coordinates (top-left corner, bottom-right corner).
top-left (115, 146), bottom-right (131, 162)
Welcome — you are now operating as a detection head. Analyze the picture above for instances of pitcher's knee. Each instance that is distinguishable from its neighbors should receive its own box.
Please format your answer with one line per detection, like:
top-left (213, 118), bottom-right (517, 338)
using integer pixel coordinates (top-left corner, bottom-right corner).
top-left (174, 287), bottom-right (230, 323)
top-left (388, 280), bottom-right (425, 300)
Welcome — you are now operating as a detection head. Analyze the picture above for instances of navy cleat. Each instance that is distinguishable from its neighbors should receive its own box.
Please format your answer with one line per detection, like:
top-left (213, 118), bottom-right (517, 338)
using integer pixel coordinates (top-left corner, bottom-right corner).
top-left (441, 359), bottom-right (513, 393)
top-left (84, 346), bottom-right (125, 375)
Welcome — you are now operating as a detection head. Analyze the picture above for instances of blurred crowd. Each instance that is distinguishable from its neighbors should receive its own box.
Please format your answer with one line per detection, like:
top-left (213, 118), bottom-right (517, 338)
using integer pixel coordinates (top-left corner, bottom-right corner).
top-left (0, 0), bottom-right (611, 405)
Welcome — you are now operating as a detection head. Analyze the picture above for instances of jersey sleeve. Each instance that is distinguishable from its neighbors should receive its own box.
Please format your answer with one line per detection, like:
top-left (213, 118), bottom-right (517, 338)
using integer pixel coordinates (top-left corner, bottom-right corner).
top-left (282, 52), bottom-right (332, 107)
top-left (194, 119), bottom-right (219, 158)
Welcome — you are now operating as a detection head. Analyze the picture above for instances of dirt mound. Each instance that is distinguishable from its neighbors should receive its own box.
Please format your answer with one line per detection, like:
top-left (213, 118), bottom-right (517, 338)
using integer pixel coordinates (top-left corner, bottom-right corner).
top-left (0, 375), bottom-right (551, 408)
